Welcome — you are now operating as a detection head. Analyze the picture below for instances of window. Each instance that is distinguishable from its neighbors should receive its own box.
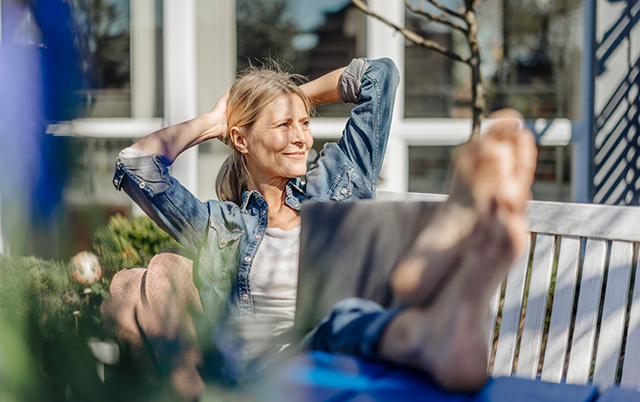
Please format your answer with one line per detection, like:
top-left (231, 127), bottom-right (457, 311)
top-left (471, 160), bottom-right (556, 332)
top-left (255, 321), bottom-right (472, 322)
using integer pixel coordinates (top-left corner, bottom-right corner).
top-left (69, 0), bottom-right (164, 118)
top-left (408, 144), bottom-right (573, 201)
top-left (404, 0), bottom-right (583, 120)
top-left (408, 146), bottom-right (453, 194)
top-left (236, 0), bottom-right (366, 117)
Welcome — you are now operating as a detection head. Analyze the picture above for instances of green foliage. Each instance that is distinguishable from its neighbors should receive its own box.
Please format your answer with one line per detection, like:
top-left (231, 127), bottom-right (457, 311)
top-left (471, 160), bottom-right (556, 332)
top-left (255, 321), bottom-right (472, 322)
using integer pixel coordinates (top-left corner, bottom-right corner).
top-left (0, 254), bottom-right (108, 338)
top-left (0, 254), bottom-right (112, 400)
top-left (92, 213), bottom-right (178, 281)
top-left (0, 214), bottom-right (175, 341)
top-left (0, 213), bottom-right (182, 400)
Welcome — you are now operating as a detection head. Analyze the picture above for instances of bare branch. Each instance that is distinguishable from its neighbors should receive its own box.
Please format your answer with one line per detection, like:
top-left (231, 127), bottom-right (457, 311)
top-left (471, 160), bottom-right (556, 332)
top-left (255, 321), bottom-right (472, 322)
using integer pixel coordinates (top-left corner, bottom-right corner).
top-left (349, 0), bottom-right (468, 63)
top-left (425, 0), bottom-right (466, 20)
top-left (464, 0), bottom-right (479, 12)
top-left (404, 0), bottom-right (468, 34)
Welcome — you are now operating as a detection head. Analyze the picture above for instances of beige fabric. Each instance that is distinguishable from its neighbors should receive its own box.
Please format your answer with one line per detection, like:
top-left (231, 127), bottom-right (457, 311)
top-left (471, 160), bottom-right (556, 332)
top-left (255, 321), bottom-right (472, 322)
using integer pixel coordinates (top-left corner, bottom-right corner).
top-left (101, 248), bottom-right (205, 400)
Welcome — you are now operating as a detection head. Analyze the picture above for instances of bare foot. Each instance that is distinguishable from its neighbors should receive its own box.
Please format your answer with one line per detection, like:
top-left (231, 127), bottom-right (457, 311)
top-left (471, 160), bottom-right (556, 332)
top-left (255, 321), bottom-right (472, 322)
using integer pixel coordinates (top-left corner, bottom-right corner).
top-left (390, 110), bottom-right (536, 304)
top-left (380, 111), bottom-right (537, 391)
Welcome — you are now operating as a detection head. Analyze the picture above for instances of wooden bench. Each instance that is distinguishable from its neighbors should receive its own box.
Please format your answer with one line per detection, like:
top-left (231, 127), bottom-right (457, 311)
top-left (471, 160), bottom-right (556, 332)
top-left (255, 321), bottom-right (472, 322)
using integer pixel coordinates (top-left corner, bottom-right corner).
top-left (375, 191), bottom-right (640, 391)
top-left (99, 192), bottom-right (640, 397)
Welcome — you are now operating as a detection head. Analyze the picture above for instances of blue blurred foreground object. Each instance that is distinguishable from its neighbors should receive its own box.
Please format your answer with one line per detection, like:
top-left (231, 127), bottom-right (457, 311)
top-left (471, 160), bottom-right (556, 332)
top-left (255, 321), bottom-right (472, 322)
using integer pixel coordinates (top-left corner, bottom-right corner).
top-left (275, 351), bottom-right (606, 402)
top-left (596, 387), bottom-right (640, 402)
top-left (0, 0), bottom-right (81, 256)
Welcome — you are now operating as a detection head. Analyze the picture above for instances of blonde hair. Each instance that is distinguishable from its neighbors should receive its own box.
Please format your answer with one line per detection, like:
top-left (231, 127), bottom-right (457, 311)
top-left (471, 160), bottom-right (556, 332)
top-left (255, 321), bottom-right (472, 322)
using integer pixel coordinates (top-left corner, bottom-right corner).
top-left (216, 63), bottom-right (313, 205)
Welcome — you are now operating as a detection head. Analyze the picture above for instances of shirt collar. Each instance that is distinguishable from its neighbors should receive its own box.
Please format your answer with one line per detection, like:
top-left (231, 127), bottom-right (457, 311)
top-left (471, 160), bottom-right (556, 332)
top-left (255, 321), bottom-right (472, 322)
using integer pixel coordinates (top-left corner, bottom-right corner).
top-left (240, 178), bottom-right (307, 212)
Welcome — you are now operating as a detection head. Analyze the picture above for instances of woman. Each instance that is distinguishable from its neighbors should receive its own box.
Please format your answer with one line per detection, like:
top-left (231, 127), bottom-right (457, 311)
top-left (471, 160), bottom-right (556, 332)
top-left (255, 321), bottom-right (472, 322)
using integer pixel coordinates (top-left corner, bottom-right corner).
top-left (113, 57), bottom-right (536, 392)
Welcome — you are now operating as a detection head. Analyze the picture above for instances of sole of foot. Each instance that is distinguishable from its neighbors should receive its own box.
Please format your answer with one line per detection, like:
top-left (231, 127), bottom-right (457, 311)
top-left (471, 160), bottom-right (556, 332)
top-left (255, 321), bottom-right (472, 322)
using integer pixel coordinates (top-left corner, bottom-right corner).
top-left (380, 110), bottom-right (537, 392)
top-left (390, 110), bottom-right (536, 305)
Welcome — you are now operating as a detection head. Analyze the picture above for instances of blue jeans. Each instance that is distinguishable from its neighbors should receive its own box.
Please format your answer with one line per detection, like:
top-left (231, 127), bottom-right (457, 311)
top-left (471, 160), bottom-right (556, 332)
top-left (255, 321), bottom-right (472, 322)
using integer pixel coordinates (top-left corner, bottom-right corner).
top-left (304, 298), bottom-right (402, 360)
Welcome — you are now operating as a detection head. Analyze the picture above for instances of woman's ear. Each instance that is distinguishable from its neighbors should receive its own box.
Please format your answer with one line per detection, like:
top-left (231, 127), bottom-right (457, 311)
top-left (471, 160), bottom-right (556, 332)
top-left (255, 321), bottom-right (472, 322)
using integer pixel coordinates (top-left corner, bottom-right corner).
top-left (230, 126), bottom-right (249, 154)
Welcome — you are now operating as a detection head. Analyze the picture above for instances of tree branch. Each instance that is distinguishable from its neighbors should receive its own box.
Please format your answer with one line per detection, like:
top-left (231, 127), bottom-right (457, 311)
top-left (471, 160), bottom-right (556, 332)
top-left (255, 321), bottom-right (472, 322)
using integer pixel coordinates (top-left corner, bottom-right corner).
top-left (404, 0), bottom-right (468, 34)
top-left (464, 0), bottom-right (478, 12)
top-left (425, 0), bottom-right (466, 21)
top-left (349, 0), bottom-right (468, 63)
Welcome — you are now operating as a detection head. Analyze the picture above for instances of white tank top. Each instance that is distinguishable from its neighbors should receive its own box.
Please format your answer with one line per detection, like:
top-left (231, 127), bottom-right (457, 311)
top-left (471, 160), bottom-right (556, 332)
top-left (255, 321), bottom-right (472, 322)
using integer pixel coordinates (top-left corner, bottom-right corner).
top-left (227, 226), bottom-right (300, 364)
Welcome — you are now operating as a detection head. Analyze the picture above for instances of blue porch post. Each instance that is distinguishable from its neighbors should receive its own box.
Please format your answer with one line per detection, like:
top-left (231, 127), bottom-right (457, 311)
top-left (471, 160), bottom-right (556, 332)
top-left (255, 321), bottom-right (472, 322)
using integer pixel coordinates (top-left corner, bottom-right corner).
top-left (573, 0), bottom-right (597, 203)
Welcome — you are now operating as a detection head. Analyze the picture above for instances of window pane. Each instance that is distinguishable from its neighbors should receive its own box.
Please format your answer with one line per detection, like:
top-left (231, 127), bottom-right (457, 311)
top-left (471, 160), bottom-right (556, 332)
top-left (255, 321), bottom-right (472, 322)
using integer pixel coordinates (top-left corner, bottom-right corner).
top-left (404, 0), bottom-right (583, 120)
top-left (1, 0), bottom-right (164, 118)
top-left (60, 136), bottom-right (134, 254)
top-left (532, 145), bottom-right (572, 202)
top-left (408, 146), bottom-right (454, 194)
top-left (408, 144), bottom-right (573, 201)
top-left (236, 0), bottom-right (365, 117)
top-left (70, 0), bottom-right (164, 118)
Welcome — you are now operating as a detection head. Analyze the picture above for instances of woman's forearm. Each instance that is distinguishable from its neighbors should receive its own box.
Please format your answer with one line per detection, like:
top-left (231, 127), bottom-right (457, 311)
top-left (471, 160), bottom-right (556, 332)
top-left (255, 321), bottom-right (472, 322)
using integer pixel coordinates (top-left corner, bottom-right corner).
top-left (130, 114), bottom-right (218, 163)
top-left (301, 67), bottom-right (346, 107)
top-left (131, 92), bottom-right (228, 164)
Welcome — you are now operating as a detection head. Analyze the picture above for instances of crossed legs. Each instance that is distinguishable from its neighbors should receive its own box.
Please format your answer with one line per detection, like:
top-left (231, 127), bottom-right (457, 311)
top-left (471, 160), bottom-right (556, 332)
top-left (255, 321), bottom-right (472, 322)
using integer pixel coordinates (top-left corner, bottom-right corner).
top-left (379, 111), bottom-right (537, 391)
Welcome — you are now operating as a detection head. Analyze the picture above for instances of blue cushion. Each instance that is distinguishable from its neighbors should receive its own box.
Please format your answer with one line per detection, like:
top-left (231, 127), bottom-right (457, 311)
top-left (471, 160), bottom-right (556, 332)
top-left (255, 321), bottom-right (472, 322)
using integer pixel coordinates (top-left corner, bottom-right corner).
top-left (277, 351), bottom-right (600, 402)
top-left (596, 387), bottom-right (640, 402)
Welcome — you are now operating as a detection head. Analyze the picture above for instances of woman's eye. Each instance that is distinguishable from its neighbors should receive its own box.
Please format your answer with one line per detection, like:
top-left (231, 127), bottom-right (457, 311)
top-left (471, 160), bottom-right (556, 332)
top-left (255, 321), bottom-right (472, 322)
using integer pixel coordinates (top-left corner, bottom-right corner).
top-left (302, 120), bottom-right (310, 127)
top-left (278, 122), bottom-right (289, 128)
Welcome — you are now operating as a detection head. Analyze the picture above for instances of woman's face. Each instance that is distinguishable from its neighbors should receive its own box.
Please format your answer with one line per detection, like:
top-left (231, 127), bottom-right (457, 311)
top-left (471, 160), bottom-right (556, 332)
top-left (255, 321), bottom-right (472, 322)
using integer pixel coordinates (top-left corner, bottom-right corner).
top-left (234, 93), bottom-right (313, 185)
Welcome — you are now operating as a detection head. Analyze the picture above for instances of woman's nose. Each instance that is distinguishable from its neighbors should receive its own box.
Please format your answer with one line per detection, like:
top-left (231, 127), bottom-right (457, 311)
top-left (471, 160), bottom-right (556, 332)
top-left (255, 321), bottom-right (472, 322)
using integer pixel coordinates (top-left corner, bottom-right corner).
top-left (291, 124), bottom-right (307, 144)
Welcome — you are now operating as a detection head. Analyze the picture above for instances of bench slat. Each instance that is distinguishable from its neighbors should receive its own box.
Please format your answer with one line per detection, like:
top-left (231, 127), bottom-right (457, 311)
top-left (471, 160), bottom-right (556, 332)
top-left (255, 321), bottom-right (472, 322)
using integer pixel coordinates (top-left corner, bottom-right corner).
top-left (527, 202), bottom-right (640, 242)
top-left (621, 250), bottom-right (640, 389)
top-left (566, 239), bottom-right (608, 384)
top-left (487, 283), bottom-right (502, 361)
top-left (541, 236), bottom-right (581, 383)
top-left (593, 241), bottom-right (634, 388)
top-left (377, 191), bottom-right (640, 242)
top-left (492, 235), bottom-right (531, 377)
top-left (516, 234), bottom-right (556, 379)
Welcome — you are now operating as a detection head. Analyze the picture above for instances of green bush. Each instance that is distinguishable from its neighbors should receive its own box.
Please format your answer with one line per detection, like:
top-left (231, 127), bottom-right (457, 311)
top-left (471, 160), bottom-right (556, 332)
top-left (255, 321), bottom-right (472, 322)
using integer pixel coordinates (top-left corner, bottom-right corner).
top-left (0, 254), bottom-right (112, 401)
top-left (0, 214), bottom-right (177, 337)
top-left (92, 213), bottom-right (179, 282)
top-left (0, 215), bottom-right (180, 400)
top-left (0, 254), bottom-right (108, 338)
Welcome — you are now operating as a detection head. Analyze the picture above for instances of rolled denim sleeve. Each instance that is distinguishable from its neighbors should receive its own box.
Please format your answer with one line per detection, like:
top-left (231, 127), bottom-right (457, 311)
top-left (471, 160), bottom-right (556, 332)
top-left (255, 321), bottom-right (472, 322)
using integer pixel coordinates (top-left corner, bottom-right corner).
top-left (338, 58), bottom-right (400, 187)
top-left (113, 149), bottom-right (209, 252)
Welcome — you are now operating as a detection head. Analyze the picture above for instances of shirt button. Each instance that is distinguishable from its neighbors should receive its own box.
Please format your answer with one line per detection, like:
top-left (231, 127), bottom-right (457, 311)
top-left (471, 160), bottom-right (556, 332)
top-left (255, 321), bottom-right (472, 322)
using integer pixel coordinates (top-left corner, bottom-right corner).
top-left (255, 234), bottom-right (261, 239)
top-left (340, 188), bottom-right (348, 195)
top-left (244, 256), bottom-right (251, 262)
top-left (242, 294), bottom-right (249, 300)
top-left (113, 179), bottom-right (119, 186)
top-left (294, 203), bottom-right (300, 207)
top-left (139, 182), bottom-right (146, 189)
top-left (220, 238), bottom-right (227, 244)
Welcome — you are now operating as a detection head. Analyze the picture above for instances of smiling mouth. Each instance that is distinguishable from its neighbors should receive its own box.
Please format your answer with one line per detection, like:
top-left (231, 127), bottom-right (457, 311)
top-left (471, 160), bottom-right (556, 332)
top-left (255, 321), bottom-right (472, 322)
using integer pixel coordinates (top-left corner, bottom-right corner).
top-left (284, 152), bottom-right (307, 159)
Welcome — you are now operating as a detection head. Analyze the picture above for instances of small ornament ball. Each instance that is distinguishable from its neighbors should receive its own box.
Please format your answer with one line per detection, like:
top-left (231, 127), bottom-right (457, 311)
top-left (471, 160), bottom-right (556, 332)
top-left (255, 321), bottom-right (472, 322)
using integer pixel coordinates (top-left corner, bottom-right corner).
top-left (70, 251), bottom-right (102, 285)
top-left (61, 290), bottom-right (82, 305)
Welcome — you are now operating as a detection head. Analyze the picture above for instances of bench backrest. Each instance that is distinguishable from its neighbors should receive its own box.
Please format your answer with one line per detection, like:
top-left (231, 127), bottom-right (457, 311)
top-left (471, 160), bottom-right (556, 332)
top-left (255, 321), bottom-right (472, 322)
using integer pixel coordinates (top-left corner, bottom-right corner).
top-left (377, 191), bottom-right (640, 390)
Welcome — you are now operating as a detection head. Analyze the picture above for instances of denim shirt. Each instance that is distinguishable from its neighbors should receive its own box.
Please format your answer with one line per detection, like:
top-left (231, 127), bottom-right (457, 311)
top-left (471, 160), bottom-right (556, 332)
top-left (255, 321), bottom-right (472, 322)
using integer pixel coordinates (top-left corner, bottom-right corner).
top-left (113, 57), bottom-right (399, 345)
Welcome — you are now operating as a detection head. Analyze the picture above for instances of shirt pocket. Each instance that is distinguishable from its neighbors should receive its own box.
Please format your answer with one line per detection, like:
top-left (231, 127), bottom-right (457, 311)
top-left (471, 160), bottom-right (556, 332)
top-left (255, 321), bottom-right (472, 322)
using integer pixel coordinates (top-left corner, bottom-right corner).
top-left (201, 217), bottom-right (244, 282)
top-left (328, 165), bottom-right (354, 201)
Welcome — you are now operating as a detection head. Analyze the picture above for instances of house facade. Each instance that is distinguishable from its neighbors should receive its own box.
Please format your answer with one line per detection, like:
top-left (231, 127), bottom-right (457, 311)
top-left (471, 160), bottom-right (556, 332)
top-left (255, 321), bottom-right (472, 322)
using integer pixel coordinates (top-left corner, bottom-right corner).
top-left (0, 0), bottom-right (636, 257)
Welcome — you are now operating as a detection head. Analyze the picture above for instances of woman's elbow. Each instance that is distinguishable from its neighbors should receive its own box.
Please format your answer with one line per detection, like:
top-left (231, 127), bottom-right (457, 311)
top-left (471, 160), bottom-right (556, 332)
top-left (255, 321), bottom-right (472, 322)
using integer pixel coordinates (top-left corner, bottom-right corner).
top-left (373, 57), bottom-right (400, 91)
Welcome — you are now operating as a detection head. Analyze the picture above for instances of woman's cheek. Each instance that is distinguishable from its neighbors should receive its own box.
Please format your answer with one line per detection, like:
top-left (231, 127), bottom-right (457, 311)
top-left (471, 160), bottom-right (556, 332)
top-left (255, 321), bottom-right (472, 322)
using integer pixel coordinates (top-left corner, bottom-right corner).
top-left (272, 133), bottom-right (290, 150)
